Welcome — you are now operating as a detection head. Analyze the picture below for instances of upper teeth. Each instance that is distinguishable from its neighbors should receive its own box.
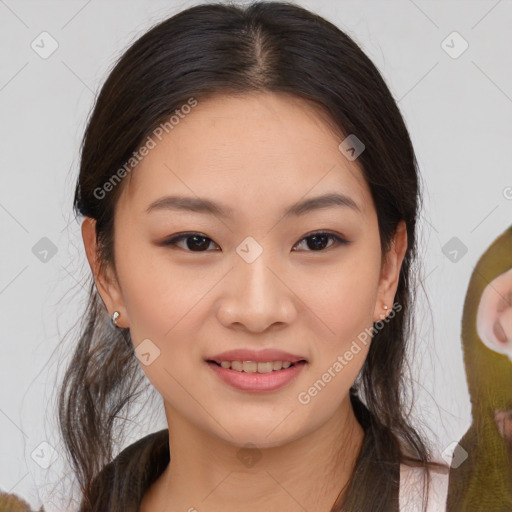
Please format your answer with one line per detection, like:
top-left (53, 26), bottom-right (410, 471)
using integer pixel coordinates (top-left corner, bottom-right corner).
top-left (218, 361), bottom-right (293, 373)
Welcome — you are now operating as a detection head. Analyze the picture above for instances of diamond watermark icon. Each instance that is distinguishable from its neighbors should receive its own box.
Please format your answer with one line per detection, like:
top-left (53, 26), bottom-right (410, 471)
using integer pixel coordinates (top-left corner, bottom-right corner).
top-left (135, 338), bottom-right (161, 366)
top-left (442, 236), bottom-right (468, 263)
top-left (237, 442), bottom-right (262, 468)
top-left (338, 134), bottom-right (365, 161)
top-left (441, 441), bottom-right (468, 469)
top-left (441, 31), bottom-right (469, 59)
top-left (31, 31), bottom-right (59, 59)
top-left (32, 237), bottom-right (58, 263)
top-left (31, 441), bottom-right (58, 469)
top-left (236, 236), bottom-right (263, 264)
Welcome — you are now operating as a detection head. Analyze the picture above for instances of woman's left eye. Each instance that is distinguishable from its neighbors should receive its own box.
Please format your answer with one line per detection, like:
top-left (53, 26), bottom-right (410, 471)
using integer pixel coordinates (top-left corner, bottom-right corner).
top-left (160, 231), bottom-right (349, 252)
top-left (292, 231), bottom-right (349, 252)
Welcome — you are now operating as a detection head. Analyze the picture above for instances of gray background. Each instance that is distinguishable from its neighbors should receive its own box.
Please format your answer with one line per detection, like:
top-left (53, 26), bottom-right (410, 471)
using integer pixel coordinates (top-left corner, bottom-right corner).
top-left (1, 0), bottom-right (511, 509)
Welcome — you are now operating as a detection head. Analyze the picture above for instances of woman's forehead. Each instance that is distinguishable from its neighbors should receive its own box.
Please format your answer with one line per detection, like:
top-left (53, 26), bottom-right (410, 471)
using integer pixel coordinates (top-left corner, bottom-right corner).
top-left (122, 92), bottom-right (370, 216)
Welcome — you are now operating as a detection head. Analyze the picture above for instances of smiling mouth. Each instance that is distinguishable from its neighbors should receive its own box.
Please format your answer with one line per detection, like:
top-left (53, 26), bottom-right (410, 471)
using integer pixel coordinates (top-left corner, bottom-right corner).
top-left (206, 360), bottom-right (307, 373)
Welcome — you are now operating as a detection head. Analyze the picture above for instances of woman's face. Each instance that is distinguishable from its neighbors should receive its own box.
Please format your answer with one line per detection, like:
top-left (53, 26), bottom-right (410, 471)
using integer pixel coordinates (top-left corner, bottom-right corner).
top-left (85, 92), bottom-right (406, 448)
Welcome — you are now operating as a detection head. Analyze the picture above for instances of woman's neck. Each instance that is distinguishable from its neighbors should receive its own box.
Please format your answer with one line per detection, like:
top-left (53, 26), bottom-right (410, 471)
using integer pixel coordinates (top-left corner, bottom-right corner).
top-left (141, 393), bottom-right (365, 512)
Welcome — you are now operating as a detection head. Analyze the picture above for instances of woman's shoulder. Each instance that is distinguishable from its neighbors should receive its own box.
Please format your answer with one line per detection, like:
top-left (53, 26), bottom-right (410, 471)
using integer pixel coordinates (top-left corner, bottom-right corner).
top-left (399, 462), bottom-right (450, 512)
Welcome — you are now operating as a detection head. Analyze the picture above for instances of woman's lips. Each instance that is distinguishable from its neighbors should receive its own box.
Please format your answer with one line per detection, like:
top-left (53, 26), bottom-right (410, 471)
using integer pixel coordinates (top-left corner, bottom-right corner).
top-left (205, 360), bottom-right (307, 392)
top-left (206, 348), bottom-right (307, 364)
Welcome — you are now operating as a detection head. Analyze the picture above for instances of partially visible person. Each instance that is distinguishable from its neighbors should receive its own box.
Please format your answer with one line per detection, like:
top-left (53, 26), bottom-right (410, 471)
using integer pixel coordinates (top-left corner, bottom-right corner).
top-left (447, 225), bottom-right (512, 511)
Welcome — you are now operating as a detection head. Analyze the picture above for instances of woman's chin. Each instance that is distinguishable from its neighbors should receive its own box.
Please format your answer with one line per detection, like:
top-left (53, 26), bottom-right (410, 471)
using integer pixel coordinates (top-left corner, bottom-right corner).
top-left (207, 420), bottom-right (305, 450)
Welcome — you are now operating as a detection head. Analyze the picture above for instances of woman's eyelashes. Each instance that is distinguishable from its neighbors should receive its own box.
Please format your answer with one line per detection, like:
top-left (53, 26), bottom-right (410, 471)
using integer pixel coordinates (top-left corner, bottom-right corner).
top-left (158, 230), bottom-right (350, 253)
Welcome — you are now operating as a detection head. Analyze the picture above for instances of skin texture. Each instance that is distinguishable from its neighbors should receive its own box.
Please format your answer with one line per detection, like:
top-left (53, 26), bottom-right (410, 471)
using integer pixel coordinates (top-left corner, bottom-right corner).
top-left (82, 92), bottom-right (408, 512)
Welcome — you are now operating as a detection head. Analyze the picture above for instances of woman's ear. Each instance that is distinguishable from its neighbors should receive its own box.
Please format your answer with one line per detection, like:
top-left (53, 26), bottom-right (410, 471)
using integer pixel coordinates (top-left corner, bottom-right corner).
top-left (476, 268), bottom-right (512, 359)
top-left (373, 220), bottom-right (408, 323)
top-left (81, 217), bottom-right (130, 328)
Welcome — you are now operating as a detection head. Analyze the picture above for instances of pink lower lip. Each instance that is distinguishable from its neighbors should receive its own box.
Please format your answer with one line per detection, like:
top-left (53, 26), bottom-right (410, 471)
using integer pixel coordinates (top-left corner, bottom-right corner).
top-left (206, 361), bottom-right (307, 392)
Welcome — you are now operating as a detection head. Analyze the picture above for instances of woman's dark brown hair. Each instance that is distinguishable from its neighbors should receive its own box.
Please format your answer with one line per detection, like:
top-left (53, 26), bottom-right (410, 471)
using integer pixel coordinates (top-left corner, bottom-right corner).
top-left (58, 2), bottom-right (445, 510)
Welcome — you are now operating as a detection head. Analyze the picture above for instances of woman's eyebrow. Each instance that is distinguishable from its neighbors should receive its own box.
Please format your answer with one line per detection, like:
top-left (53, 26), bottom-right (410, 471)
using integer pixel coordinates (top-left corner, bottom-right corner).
top-left (145, 192), bottom-right (361, 218)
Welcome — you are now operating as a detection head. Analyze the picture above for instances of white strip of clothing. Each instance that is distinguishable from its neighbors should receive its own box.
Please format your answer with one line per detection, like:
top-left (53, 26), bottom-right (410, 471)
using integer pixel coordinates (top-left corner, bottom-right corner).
top-left (399, 463), bottom-right (450, 512)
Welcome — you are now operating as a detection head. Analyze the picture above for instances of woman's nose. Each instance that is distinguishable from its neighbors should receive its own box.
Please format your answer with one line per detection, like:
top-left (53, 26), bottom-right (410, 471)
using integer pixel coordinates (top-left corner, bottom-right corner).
top-left (215, 246), bottom-right (297, 333)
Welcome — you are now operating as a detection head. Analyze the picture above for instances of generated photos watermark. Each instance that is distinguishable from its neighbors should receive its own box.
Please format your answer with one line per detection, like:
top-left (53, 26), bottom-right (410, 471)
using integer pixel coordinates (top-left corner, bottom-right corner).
top-left (297, 301), bottom-right (402, 405)
top-left (93, 97), bottom-right (198, 200)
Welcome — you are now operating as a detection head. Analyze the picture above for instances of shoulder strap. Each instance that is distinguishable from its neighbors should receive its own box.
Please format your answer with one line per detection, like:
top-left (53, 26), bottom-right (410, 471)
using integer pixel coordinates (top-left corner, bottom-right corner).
top-left (399, 463), bottom-right (449, 512)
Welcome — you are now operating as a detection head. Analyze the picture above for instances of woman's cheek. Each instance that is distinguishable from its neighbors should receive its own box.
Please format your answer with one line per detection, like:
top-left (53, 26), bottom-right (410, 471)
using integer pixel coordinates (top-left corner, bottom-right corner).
top-left (313, 264), bottom-right (377, 342)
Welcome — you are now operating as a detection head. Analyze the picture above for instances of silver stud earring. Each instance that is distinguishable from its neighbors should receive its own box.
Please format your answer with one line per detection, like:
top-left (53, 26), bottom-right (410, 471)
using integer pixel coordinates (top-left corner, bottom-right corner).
top-left (111, 311), bottom-right (121, 328)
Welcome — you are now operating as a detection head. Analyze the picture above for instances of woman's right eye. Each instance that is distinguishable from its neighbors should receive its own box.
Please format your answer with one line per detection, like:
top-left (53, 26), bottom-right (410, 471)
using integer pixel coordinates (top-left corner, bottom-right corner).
top-left (161, 232), bottom-right (220, 252)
